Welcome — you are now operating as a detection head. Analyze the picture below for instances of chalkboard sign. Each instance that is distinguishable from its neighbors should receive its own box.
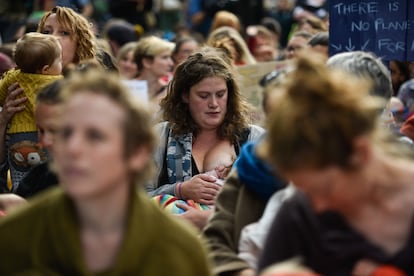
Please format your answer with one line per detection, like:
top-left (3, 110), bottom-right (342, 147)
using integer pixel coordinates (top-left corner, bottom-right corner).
top-left (329, 0), bottom-right (414, 61)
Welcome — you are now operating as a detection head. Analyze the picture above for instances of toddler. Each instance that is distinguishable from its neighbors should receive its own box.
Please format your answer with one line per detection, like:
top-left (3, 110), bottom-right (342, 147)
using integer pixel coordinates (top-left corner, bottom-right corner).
top-left (0, 32), bottom-right (63, 190)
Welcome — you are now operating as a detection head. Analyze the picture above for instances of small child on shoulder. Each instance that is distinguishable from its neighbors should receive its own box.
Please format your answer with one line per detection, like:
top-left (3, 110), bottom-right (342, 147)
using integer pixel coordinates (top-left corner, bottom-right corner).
top-left (0, 32), bottom-right (63, 191)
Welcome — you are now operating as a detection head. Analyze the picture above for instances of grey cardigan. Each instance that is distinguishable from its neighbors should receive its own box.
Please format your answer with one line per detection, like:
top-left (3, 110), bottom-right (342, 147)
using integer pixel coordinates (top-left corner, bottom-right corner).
top-left (145, 121), bottom-right (265, 197)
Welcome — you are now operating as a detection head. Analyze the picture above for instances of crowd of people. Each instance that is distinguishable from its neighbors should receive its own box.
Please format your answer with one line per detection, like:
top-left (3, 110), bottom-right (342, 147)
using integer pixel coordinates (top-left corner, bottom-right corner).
top-left (0, 1), bottom-right (414, 275)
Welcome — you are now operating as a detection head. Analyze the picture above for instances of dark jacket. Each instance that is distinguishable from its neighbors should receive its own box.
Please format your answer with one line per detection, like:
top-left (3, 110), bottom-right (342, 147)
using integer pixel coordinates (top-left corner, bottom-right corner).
top-left (203, 140), bottom-right (286, 275)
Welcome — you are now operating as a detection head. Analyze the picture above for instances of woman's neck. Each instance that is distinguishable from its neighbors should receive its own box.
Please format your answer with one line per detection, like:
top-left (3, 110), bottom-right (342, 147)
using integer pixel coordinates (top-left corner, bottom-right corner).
top-left (75, 181), bottom-right (131, 273)
top-left (74, 183), bottom-right (130, 233)
top-left (195, 129), bottom-right (221, 142)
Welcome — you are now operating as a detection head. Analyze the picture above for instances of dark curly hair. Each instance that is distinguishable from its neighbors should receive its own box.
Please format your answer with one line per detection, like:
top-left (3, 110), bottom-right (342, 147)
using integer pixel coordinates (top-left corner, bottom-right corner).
top-left (160, 47), bottom-right (251, 144)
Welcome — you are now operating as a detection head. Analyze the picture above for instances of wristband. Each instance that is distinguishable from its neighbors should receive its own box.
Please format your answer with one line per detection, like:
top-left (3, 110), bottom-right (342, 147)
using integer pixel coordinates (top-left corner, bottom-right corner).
top-left (177, 182), bottom-right (184, 199)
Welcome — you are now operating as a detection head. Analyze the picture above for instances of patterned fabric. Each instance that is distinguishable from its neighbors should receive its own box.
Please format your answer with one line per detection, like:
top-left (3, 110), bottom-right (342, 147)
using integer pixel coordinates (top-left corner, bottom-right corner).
top-left (8, 131), bottom-right (47, 191)
top-left (152, 194), bottom-right (210, 214)
top-left (166, 132), bottom-right (193, 184)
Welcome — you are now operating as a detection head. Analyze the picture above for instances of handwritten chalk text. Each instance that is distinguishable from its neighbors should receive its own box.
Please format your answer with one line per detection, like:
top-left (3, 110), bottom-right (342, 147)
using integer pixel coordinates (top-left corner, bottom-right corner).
top-left (333, 2), bottom-right (378, 15)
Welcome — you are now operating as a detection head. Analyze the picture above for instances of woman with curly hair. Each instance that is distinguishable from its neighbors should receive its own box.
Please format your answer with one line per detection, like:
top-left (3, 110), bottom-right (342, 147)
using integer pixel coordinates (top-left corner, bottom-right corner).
top-left (146, 47), bottom-right (264, 230)
top-left (0, 6), bottom-right (97, 191)
top-left (2, 6), bottom-right (97, 119)
top-left (37, 6), bottom-right (96, 69)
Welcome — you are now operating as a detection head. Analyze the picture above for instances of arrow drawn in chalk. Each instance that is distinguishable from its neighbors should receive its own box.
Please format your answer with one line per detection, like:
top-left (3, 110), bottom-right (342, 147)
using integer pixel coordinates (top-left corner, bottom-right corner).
top-left (345, 38), bottom-right (355, 51)
top-left (331, 44), bottom-right (342, 51)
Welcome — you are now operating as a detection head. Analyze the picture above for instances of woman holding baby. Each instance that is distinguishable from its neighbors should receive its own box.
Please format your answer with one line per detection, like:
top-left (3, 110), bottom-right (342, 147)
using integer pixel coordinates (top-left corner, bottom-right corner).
top-left (146, 47), bottom-right (264, 230)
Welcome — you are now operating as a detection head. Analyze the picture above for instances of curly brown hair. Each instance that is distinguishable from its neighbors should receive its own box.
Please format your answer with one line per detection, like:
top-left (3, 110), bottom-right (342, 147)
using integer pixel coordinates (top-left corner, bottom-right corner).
top-left (160, 47), bottom-right (251, 144)
top-left (37, 6), bottom-right (96, 64)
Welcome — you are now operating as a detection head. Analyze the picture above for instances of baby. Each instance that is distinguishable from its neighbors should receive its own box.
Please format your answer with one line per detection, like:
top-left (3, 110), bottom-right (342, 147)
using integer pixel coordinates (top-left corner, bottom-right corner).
top-left (203, 140), bottom-right (236, 186)
top-left (153, 141), bottom-right (236, 214)
top-left (0, 32), bottom-right (63, 190)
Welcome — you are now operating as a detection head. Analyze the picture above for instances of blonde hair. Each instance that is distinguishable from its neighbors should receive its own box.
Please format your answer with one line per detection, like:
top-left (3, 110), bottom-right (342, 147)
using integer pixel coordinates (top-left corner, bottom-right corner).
top-left (263, 55), bottom-right (385, 171)
top-left (254, 25), bottom-right (278, 46)
top-left (133, 36), bottom-right (175, 72)
top-left (14, 32), bottom-right (61, 73)
top-left (116, 41), bottom-right (138, 63)
top-left (37, 6), bottom-right (96, 64)
top-left (60, 69), bottom-right (156, 182)
top-left (207, 26), bottom-right (256, 65)
top-left (210, 11), bottom-right (241, 33)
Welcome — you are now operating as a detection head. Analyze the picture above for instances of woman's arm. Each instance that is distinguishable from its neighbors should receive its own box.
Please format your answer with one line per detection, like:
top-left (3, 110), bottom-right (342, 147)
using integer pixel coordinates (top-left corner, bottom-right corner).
top-left (0, 83), bottom-right (26, 164)
top-left (147, 174), bottom-right (220, 204)
top-left (0, 193), bottom-right (27, 213)
top-left (147, 122), bottom-right (220, 203)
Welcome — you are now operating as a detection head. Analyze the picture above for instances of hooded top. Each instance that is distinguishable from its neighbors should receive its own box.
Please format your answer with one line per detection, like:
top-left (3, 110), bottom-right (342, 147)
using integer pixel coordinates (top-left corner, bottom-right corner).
top-left (234, 140), bottom-right (287, 200)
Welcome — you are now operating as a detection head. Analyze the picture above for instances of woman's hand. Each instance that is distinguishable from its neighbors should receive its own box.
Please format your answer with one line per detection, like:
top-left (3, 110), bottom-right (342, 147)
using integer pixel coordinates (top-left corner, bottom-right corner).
top-left (0, 83), bottom-right (27, 164)
top-left (180, 174), bottom-right (221, 205)
top-left (175, 204), bottom-right (213, 230)
top-left (0, 194), bottom-right (27, 212)
top-left (0, 83), bottom-right (26, 124)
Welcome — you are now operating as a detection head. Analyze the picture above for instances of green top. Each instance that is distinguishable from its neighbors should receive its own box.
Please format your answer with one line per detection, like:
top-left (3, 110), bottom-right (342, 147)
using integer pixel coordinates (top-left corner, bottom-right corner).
top-left (0, 187), bottom-right (213, 275)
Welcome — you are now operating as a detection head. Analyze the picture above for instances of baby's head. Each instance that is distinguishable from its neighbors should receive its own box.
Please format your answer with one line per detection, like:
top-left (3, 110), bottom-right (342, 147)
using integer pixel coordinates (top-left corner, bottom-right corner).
top-left (204, 143), bottom-right (236, 179)
top-left (205, 163), bottom-right (233, 180)
top-left (14, 32), bottom-right (62, 75)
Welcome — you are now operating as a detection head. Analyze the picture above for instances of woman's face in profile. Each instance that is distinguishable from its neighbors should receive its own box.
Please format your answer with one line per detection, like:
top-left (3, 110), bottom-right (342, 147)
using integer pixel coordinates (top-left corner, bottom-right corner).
top-left (40, 14), bottom-right (77, 67)
top-left (183, 76), bottom-right (228, 131)
top-left (54, 92), bottom-right (131, 200)
top-left (149, 50), bottom-right (174, 77)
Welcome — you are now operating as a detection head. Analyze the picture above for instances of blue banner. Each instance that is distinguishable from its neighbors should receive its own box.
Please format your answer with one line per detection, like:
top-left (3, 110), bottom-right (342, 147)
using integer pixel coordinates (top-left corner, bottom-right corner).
top-left (329, 0), bottom-right (414, 61)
